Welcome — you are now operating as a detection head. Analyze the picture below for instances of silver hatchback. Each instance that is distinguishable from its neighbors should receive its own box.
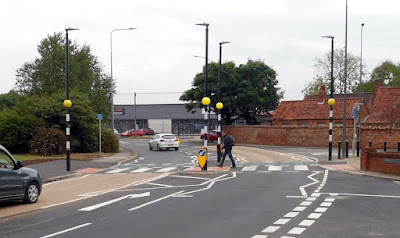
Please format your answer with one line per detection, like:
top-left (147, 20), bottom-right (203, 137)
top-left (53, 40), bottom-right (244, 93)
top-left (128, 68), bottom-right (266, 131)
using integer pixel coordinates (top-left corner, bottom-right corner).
top-left (0, 145), bottom-right (42, 203)
top-left (149, 133), bottom-right (180, 151)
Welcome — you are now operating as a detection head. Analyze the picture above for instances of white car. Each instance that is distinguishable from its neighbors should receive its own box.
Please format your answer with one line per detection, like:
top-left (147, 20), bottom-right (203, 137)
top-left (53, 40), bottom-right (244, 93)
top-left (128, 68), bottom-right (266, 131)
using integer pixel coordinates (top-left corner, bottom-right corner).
top-left (149, 133), bottom-right (180, 151)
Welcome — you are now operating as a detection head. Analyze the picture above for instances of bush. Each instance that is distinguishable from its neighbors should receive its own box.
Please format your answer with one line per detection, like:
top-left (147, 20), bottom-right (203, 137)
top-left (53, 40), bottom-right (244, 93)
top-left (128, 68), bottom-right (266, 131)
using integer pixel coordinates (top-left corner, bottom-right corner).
top-left (30, 125), bottom-right (66, 156)
top-left (101, 129), bottom-right (119, 153)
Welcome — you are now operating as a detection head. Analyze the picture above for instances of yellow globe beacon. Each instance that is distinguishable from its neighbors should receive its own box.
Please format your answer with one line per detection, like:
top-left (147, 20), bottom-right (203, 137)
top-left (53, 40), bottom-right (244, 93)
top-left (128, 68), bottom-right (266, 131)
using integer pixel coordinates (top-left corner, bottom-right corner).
top-left (328, 98), bottom-right (336, 106)
top-left (63, 100), bottom-right (72, 108)
top-left (202, 97), bottom-right (211, 106)
top-left (216, 102), bottom-right (223, 110)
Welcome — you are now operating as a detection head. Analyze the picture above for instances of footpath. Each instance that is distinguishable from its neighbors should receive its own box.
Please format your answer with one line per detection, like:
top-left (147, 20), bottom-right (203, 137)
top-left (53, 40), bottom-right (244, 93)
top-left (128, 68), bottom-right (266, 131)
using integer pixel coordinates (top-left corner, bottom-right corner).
top-left (27, 141), bottom-right (400, 183)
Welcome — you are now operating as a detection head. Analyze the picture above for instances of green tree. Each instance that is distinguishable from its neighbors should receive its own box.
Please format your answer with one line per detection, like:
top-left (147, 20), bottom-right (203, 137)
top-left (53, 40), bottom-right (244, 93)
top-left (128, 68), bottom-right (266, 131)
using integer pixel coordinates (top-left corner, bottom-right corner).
top-left (15, 32), bottom-right (112, 120)
top-left (356, 60), bottom-right (400, 93)
top-left (180, 60), bottom-right (283, 125)
top-left (303, 47), bottom-right (366, 96)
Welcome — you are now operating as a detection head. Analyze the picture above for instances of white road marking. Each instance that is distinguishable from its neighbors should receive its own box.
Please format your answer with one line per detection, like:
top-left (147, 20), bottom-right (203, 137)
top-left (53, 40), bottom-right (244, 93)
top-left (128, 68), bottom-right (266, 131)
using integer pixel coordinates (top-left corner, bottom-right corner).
top-left (325, 198), bottom-right (335, 202)
top-left (262, 226), bottom-right (280, 233)
top-left (308, 213), bottom-right (322, 219)
top-left (43, 174), bottom-right (92, 187)
top-left (281, 236), bottom-right (296, 238)
top-left (131, 167), bottom-right (152, 173)
top-left (300, 201), bottom-right (312, 206)
top-left (251, 235), bottom-right (268, 238)
top-left (147, 182), bottom-right (172, 187)
top-left (324, 192), bottom-right (400, 199)
top-left (242, 165), bottom-right (258, 171)
top-left (155, 167), bottom-right (177, 172)
top-left (79, 192), bottom-right (150, 211)
top-left (293, 206), bottom-right (306, 212)
top-left (274, 218), bottom-right (290, 225)
top-left (170, 175), bottom-right (210, 180)
top-left (268, 165), bottom-right (282, 171)
top-left (288, 227), bottom-right (306, 235)
top-left (299, 172), bottom-right (320, 197)
top-left (40, 223), bottom-right (92, 238)
top-left (284, 212), bottom-right (299, 218)
top-left (299, 219), bottom-right (315, 227)
top-left (129, 191), bottom-right (184, 211)
top-left (320, 202), bottom-right (332, 207)
top-left (311, 193), bottom-right (321, 197)
top-left (106, 168), bottom-right (130, 174)
top-left (294, 165), bottom-right (309, 171)
top-left (315, 207), bottom-right (328, 213)
top-left (306, 197), bottom-right (317, 201)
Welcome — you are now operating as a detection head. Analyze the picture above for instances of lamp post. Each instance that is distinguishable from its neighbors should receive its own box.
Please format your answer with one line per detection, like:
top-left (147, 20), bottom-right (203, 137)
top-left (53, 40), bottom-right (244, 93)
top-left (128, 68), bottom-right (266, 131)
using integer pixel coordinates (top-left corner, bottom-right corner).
top-left (322, 35), bottom-right (334, 161)
top-left (217, 41), bottom-right (230, 162)
top-left (64, 27), bottom-right (79, 171)
top-left (110, 28), bottom-right (136, 132)
top-left (358, 23), bottom-right (365, 150)
top-left (196, 22), bottom-right (210, 149)
top-left (342, 0), bottom-right (349, 158)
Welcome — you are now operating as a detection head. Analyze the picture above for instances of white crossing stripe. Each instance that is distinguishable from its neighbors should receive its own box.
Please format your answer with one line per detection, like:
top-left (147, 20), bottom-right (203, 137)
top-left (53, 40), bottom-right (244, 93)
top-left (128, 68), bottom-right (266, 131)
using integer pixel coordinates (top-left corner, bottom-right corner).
top-left (106, 168), bottom-right (130, 174)
top-left (268, 165), bottom-right (282, 171)
top-left (294, 165), bottom-right (309, 171)
top-left (242, 165), bottom-right (258, 171)
top-left (131, 167), bottom-right (153, 173)
top-left (155, 167), bottom-right (177, 173)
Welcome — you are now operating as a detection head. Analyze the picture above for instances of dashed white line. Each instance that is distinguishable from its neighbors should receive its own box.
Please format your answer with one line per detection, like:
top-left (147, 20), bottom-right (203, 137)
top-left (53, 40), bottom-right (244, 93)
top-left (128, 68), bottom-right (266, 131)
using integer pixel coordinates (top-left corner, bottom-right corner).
top-left (284, 212), bottom-right (299, 218)
top-left (320, 202), bottom-right (332, 207)
top-left (293, 206), bottom-right (306, 212)
top-left (315, 207), bottom-right (328, 213)
top-left (251, 235), bottom-right (268, 238)
top-left (288, 227), bottom-right (306, 235)
top-left (262, 226), bottom-right (280, 233)
top-left (300, 201), bottom-right (312, 206)
top-left (274, 218), bottom-right (290, 225)
top-left (308, 213), bottom-right (322, 219)
top-left (299, 219), bottom-right (315, 227)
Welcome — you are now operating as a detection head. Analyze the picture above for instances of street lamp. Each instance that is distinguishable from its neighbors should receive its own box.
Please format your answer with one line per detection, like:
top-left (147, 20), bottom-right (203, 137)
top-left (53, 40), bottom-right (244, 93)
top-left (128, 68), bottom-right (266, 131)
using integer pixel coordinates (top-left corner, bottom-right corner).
top-left (342, 0), bottom-right (349, 158)
top-left (322, 35), bottom-right (334, 161)
top-left (196, 22), bottom-right (210, 151)
top-left (358, 23), bottom-right (365, 150)
top-left (110, 27), bottom-right (136, 132)
top-left (65, 27), bottom-right (79, 171)
top-left (217, 41), bottom-right (230, 162)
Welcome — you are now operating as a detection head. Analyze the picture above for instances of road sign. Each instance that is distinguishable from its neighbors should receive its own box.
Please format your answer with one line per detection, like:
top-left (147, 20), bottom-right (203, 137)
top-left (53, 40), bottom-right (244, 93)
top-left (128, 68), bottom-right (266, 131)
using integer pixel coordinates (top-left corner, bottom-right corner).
top-left (97, 114), bottom-right (103, 120)
top-left (197, 148), bottom-right (207, 169)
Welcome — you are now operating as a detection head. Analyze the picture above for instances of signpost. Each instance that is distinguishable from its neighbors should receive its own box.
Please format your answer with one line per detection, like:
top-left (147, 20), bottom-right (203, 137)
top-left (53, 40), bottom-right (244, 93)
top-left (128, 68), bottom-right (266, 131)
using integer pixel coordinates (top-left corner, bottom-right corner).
top-left (197, 148), bottom-right (207, 170)
top-left (97, 114), bottom-right (103, 156)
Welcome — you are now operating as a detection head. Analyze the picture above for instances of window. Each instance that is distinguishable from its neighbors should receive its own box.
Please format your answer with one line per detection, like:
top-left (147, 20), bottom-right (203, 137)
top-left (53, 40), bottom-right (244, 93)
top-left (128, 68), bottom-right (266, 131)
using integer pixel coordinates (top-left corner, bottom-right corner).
top-left (317, 123), bottom-right (326, 127)
top-left (282, 123), bottom-right (291, 127)
top-left (0, 150), bottom-right (13, 169)
top-left (335, 123), bottom-right (343, 127)
top-left (300, 123), bottom-right (309, 127)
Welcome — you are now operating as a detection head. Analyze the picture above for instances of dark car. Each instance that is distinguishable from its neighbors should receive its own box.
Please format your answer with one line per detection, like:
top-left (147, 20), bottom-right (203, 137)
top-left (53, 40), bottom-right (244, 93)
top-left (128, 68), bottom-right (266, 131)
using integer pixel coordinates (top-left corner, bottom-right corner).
top-left (142, 128), bottom-right (155, 135)
top-left (0, 145), bottom-right (42, 203)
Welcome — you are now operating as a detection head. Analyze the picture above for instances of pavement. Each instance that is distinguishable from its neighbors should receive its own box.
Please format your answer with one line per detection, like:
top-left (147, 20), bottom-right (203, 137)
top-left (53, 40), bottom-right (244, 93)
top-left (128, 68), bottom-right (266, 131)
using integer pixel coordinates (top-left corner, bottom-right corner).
top-left (26, 140), bottom-right (400, 183)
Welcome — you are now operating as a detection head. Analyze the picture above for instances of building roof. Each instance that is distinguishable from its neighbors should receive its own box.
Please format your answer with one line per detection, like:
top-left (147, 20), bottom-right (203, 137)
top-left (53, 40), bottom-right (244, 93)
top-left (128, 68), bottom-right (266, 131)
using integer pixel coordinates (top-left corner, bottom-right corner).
top-left (366, 87), bottom-right (400, 123)
top-left (272, 98), bottom-right (363, 121)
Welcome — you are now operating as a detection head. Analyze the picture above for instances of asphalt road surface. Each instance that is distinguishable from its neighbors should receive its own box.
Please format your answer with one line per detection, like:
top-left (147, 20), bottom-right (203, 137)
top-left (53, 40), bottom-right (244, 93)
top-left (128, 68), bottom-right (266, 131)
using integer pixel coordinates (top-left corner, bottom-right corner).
top-left (1, 138), bottom-right (400, 238)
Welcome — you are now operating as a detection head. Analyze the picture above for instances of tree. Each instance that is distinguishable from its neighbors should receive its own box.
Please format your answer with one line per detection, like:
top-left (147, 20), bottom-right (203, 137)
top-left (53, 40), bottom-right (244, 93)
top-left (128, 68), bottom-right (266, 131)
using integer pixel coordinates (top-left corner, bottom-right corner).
top-left (357, 60), bottom-right (400, 93)
top-left (15, 32), bottom-right (112, 120)
top-left (303, 47), bottom-right (366, 96)
top-left (180, 60), bottom-right (283, 125)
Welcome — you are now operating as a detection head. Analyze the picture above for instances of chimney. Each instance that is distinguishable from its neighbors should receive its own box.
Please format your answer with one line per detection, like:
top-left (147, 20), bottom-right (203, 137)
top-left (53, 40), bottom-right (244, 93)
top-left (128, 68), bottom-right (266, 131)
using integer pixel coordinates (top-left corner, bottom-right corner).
top-left (318, 85), bottom-right (328, 104)
top-left (374, 78), bottom-right (384, 97)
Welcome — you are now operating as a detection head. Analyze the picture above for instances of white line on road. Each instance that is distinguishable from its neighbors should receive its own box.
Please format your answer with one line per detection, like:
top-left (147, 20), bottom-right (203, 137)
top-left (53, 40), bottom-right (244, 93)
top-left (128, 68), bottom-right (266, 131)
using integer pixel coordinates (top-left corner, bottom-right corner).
top-left (294, 165), bottom-right (309, 171)
top-left (130, 167), bottom-right (152, 173)
top-left (299, 172), bottom-right (320, 197)
top-left (323, 192), bottom-right (400, 199)
top-left (147, 182), bottom-right (173, 187)
top-left (40, 223), bottom-right (92, 238)
top-left (268, 165), bottom-right (282, 171)
top-left (106, 168), bottom-right (130, 174)
top-left (242, 165), bottom-right (258, 171)
top-left (129, 191), bottom-right (184, 211)
top-left (170, 175), bottom-right (210, 180)
top-left (156, 167), bottom-right (177, 172)
top-left (79, 192), bottom-right (150, 212)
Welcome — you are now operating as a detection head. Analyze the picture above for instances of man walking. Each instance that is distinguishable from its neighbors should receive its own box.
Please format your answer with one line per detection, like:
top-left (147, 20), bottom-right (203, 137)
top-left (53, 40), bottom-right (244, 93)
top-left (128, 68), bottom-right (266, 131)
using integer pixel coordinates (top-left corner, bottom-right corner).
top-left (218, 131), bottom-right (236, 168)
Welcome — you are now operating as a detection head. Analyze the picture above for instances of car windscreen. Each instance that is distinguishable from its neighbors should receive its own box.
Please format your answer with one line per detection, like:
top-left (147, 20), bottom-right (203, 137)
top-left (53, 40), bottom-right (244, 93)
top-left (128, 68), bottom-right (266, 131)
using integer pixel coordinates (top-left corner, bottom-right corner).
top-left (162, 135), bottom-right (175, 139)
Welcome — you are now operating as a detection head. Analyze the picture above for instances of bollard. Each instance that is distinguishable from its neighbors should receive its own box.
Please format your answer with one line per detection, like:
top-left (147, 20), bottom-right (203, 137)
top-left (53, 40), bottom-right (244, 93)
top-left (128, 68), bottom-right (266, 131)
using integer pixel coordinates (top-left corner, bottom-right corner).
top-left (346, 141), bottom-right (349, 158)
top-left (369, 141), bottom-right (372, 148)
top-left (384, 141), bottom-right (387, 151)
top-left (357, 141), bottom-right (360, 157)
top-left (398, 141), bottom-right (400, 152)
top-left (338, 141), bottom-right (342, 159)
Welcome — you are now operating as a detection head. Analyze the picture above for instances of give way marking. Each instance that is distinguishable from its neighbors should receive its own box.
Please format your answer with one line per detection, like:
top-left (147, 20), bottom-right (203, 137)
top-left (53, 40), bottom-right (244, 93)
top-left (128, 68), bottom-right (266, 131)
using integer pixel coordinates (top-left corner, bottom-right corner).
top-left (79, 192), bottom-right (150, 212)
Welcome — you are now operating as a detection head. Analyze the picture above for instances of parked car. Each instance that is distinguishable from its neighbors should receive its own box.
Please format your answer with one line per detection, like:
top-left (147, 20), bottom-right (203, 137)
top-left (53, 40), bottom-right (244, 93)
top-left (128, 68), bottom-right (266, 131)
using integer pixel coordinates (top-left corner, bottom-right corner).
top-left (135, 129), bottom-right (144, 136)
top-left (0, 145), bottom-right (42, 203)
top-left (114, 128), bottom-right (119, 136)
top-left (200, 130), bottom-right (218, 142)
top-left (149, 133), bottom-right (180, 151)
top-left (142, 128), bottom-right (154, 135)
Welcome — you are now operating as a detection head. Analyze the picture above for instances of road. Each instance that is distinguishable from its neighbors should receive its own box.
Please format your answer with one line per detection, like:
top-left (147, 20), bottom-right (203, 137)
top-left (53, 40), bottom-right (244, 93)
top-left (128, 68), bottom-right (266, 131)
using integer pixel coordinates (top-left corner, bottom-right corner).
top-left (1, 138), bottom-right (400, 237)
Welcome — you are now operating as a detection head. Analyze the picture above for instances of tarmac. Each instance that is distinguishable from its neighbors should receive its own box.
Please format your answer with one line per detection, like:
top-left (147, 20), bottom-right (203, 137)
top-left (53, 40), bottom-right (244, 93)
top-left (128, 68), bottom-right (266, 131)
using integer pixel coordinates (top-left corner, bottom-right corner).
top-left (26, 140), bottom-right (400, 183)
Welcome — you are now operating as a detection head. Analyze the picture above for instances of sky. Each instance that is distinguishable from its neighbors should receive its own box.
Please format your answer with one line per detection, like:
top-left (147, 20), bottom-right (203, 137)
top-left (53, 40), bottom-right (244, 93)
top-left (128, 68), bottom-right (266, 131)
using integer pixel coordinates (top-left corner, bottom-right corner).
top-left (1, 0), bottom-right (400, 105)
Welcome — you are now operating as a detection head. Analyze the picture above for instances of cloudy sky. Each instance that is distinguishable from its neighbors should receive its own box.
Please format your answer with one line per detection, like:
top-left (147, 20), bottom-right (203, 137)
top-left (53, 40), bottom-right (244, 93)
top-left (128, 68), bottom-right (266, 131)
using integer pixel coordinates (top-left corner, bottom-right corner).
top-left (1, 0), bottom-right (399, 104)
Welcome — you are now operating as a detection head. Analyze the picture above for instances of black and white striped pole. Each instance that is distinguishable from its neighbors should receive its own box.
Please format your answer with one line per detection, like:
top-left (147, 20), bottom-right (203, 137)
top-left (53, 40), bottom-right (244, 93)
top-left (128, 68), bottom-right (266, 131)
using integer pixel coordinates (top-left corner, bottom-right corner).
top-left (202, 97), bottom-right (210, 170)
top-left (328, 98), bottom-right (336, 161)
top-left (64, 27), bottom-right (78, 171)
top-left (216, 102), bottom-right (223, 162)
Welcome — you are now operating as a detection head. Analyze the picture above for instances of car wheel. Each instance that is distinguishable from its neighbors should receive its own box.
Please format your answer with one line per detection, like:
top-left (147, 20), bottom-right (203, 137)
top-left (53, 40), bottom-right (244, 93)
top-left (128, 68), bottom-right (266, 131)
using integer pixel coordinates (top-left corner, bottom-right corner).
top-left (157, 144), bottom-right (160, 151)
top-left (149, 143), bottom-right (153, 150)
top-left (23, 182), bottom-right (39, 204)
top-left (175, 147), bottom-right (179, 151)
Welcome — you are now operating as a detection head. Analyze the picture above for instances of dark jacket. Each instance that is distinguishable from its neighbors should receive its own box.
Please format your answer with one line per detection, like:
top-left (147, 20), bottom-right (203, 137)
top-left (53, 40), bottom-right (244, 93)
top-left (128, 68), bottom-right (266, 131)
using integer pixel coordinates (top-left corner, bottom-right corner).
top-left (223, 134), bottom-right (232, 151)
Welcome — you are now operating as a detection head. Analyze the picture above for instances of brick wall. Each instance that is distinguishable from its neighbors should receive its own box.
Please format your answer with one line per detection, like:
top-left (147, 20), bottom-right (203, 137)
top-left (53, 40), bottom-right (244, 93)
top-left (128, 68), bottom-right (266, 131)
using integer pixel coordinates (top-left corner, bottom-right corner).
top-left (224, 125), bottom-right (400, 149)
top-left (361, 148), bottom-right (400, 175)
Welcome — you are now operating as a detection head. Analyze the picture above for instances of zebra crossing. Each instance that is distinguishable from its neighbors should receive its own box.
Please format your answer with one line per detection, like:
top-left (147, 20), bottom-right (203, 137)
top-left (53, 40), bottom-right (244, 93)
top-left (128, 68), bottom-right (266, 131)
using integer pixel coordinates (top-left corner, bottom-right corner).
top-left (104, 163), bottom-right (320, 174)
